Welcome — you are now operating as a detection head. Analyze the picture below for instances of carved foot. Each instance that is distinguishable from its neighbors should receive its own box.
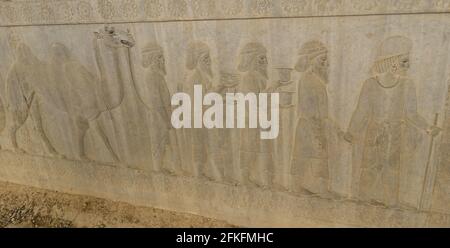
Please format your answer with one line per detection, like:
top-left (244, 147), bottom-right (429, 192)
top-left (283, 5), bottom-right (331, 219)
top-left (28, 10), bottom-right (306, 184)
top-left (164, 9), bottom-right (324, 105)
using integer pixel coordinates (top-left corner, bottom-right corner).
top-left (50, 152), bottom-right (67, 160)
top-left (13, 147), bottom-right (27, 154)
top-left (79, 155), bottom-right (91, 162)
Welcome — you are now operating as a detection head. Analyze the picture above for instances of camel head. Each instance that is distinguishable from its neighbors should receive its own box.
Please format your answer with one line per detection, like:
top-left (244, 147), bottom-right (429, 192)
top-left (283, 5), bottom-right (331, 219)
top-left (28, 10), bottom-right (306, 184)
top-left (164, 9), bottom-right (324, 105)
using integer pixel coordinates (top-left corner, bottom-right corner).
top-left (94, 25), bottom-right (135, 49)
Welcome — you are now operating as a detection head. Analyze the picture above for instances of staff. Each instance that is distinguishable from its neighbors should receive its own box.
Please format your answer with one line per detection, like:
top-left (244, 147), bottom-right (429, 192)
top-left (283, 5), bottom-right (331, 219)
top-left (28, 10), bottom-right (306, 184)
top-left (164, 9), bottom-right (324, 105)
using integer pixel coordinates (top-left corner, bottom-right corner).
top-left (419, 113), bottom-right (440, 210)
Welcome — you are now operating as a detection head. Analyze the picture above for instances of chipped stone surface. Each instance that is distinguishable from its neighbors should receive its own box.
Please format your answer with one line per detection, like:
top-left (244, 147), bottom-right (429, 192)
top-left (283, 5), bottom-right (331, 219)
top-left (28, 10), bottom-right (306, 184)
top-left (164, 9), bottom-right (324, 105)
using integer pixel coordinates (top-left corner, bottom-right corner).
top-left (0, 0), bottom-right (450, 227)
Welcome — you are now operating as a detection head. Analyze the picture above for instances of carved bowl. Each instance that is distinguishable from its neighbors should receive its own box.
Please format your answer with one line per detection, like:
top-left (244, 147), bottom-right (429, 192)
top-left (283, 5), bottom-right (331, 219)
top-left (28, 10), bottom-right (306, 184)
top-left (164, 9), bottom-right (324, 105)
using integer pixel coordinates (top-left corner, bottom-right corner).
top-left (220, 71), bottom-right (241, 88)
top-left (277, 90), bottom-right (295, 107)
top-left (275, 67), bottom-right (293, 82)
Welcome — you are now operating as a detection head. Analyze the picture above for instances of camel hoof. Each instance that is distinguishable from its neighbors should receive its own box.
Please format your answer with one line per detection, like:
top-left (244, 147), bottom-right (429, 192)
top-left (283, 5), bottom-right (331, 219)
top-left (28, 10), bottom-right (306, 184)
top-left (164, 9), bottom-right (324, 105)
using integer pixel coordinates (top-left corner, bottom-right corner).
top-left (14, 147), bottom-right (27, 154)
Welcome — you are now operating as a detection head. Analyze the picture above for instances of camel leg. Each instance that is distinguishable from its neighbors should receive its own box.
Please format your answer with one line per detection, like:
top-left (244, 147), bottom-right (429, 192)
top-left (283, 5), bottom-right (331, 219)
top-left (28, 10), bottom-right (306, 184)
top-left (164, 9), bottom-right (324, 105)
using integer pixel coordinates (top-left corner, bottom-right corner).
top-left (93, 119), bottom-right (120, 163)
top-left (4, 108), bottom-right (29, 153)
top-left (29, 99), bottom-right (61, 158)
top-left (8, 123), bottom-right (25, 153)
top-left (75, 116), bottom-right (90, 161)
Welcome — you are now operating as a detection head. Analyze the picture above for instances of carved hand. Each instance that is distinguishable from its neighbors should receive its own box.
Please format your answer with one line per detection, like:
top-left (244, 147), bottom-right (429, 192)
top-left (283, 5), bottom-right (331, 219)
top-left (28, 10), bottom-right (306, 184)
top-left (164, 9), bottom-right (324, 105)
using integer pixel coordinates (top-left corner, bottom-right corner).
top-left (343, 132), bottom-right (354, 143)
top-left (211, 84), bottom-right (226, 93)
top-left (427, 125), bottom-right (442, 137)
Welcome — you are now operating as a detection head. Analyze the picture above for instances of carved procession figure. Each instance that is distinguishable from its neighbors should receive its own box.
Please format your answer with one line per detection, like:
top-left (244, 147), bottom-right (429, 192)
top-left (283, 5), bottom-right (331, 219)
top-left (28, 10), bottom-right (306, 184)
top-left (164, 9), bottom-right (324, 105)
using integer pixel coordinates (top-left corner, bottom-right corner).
top-left (290, 40), bottom-right (332, 195)
top-left (141, 42), bottom-right (181, 174)
top-left (180, 41), bottom-right (216, 179)
top-left (237, 42), bottom-right (274, 188)
top-left (344, 36), bottom-right (441, 207)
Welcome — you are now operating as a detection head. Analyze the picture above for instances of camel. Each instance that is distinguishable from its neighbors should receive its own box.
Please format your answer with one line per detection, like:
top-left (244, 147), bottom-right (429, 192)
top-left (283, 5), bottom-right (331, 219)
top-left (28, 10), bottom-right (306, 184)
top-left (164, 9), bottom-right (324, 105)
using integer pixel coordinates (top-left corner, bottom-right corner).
top-left (3, 26), bottom-right (135, 162)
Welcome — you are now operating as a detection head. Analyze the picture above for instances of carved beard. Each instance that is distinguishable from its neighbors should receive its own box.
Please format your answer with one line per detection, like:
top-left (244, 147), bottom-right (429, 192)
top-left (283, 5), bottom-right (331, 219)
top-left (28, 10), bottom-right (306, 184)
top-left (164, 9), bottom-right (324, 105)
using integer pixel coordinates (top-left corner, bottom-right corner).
top-left (314, 66), bottom-right (328, 84)
top-left (200, 64), bottom-right (213, 78)
top-left (257, 65), bottom-right (268, 79)
top-left (151, 61), bottom-right (166, 76)
top-left (159, 62), bottom-right (167, 76)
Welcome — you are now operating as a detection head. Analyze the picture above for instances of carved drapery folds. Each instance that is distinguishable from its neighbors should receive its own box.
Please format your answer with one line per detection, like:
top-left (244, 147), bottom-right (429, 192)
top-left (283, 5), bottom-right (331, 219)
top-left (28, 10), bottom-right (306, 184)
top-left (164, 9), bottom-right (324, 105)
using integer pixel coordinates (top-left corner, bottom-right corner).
top-left (0, 0), bottom-right (450, 227)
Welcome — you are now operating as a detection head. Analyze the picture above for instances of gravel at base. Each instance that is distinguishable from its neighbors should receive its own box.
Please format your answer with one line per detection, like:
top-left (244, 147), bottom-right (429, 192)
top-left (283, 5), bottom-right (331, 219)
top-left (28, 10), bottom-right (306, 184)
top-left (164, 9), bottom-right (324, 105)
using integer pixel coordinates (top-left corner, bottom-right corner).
top-left (0, 181), bottom-right (235, 227)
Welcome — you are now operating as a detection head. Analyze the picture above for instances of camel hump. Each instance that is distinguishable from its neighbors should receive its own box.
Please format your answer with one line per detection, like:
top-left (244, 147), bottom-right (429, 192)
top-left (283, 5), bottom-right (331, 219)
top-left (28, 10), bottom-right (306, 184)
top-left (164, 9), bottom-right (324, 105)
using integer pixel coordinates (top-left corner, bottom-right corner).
top-left (62, 61), bottom-right (100, 118)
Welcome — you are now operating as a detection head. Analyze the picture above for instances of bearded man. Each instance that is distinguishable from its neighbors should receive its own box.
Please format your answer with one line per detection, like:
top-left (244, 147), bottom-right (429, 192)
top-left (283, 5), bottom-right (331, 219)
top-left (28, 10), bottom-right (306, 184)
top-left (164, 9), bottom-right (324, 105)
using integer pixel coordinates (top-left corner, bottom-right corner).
top-left (237, 42), bottom-right (274, 188)
top-left (142, 42), bottom-right (181, 174)
top-left (344, 36), bottom-right (441, 207)
top-left (179, 41), bottom-right (217, 179)
top-left (290, 40), bottom-right (332, 196)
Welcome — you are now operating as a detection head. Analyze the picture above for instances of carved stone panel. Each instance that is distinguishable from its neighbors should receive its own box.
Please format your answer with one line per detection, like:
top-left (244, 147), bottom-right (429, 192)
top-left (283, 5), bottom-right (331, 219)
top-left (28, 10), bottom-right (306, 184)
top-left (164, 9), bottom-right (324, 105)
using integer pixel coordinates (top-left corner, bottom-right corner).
top-left (0, 0), bottom-right (450, 227)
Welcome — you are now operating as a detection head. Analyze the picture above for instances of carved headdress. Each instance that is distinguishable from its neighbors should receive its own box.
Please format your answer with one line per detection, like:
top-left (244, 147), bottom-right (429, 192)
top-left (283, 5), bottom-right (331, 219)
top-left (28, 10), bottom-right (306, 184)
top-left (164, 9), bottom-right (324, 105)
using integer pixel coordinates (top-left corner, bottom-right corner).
top-left (295, 40), bottom-right (327, 72)
top-left (237, 42), bottom-right (267, 72)
top-left (186, 41), bottom-right (210, 70)
top-left (372, 36), bottom-right (412, 74)
top-left (142, 42), bottom-right (163, 56)
top-left (50, 43), bottom-right (72, 62)
top-left (16, 42), bottom-right (40, 65)
top-left (298, 40), bottom-right (327, 57)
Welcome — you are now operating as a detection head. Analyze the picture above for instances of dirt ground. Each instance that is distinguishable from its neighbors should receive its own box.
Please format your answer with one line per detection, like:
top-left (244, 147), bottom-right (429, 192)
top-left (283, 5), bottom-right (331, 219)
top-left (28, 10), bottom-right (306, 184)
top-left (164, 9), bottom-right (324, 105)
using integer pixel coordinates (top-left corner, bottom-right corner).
top-left (0, 181), bottom-right (234, 228)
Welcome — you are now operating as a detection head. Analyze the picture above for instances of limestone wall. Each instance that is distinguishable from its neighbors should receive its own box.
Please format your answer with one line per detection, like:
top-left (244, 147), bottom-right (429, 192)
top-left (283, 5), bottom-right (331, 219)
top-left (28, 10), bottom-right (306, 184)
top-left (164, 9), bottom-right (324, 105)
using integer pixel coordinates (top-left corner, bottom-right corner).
top-left (0, 0), bottom-right (450, 227)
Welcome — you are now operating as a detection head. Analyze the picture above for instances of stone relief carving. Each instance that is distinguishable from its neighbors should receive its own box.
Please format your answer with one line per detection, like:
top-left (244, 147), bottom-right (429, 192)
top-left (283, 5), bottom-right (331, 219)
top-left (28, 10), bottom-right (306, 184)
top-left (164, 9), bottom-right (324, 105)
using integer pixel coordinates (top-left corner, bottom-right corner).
top-left (180, 41), bottom-right (214, 179)
top-left (1, 0), bottom-right (449, 26)
top-left (55, 1), bottom-right (75, 22)
top-left (237, 42), bottom-right (274, 188)
top-left (140, 42), bottom-right (181, 174)
top-left (391, 0), bottom-right (422, 10)
top-left (281, 0), bottom-right (309, 14)
top-left (4, 42), bottom-right (59, 156)
top-left (168, 0), bottom-right (188, 18)
top-left (119, 0), bottom-right (138, 19)
top-left (0, 16), bottom-right (449, 223)
top-left (427, 78), bottom-right (450, 212)
top-left (192, 0), bottom-right (217, 17)
top-left (219, 0), bottom-right (243, 16)
top-left (144, 0), bottom-right (164, 18)
top-left (89, 26), bottom-right (137, 162)
top-left (344, 36), bottom-right (441, 208)
top-left (1, 26), bottom-right (136, 162)
top-left (290, 40), bottom-right (333, 196)
top-left (350, 0), bottom-right (382, 11)
top-left (77, 1), bottom-right (93, 20)
top-left (249, 0), bottom-right (274, 16)
top-left (313, 0), bottom-right (344, 12)
top-left (97, 0), bottom-right (116, 20)
top-left (0, 85), bottom-right (5, 138)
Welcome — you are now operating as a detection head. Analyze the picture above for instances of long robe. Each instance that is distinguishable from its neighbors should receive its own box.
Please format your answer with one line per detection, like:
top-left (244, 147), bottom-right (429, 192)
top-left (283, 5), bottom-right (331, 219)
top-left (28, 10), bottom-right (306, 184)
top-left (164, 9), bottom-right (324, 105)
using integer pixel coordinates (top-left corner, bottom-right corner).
top-left (145, 69), bottom-right (180, 173)
top-left (291, 72), bottom-right (329, 194)
top-left (238, 70), bottom-right (274, 187)
top-left (181, 69), bottom-right (211, 177)
top-left (348, 76), bottom-right (427, 206)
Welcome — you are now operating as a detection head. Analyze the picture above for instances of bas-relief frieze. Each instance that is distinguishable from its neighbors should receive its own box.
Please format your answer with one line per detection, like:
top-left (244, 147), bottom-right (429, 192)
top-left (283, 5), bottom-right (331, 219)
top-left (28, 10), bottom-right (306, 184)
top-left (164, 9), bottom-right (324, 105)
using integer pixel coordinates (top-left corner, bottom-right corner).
top-left (1, 3), bottom-right (450, 227)
top-left (1, 0), bottom-right (450, 26)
